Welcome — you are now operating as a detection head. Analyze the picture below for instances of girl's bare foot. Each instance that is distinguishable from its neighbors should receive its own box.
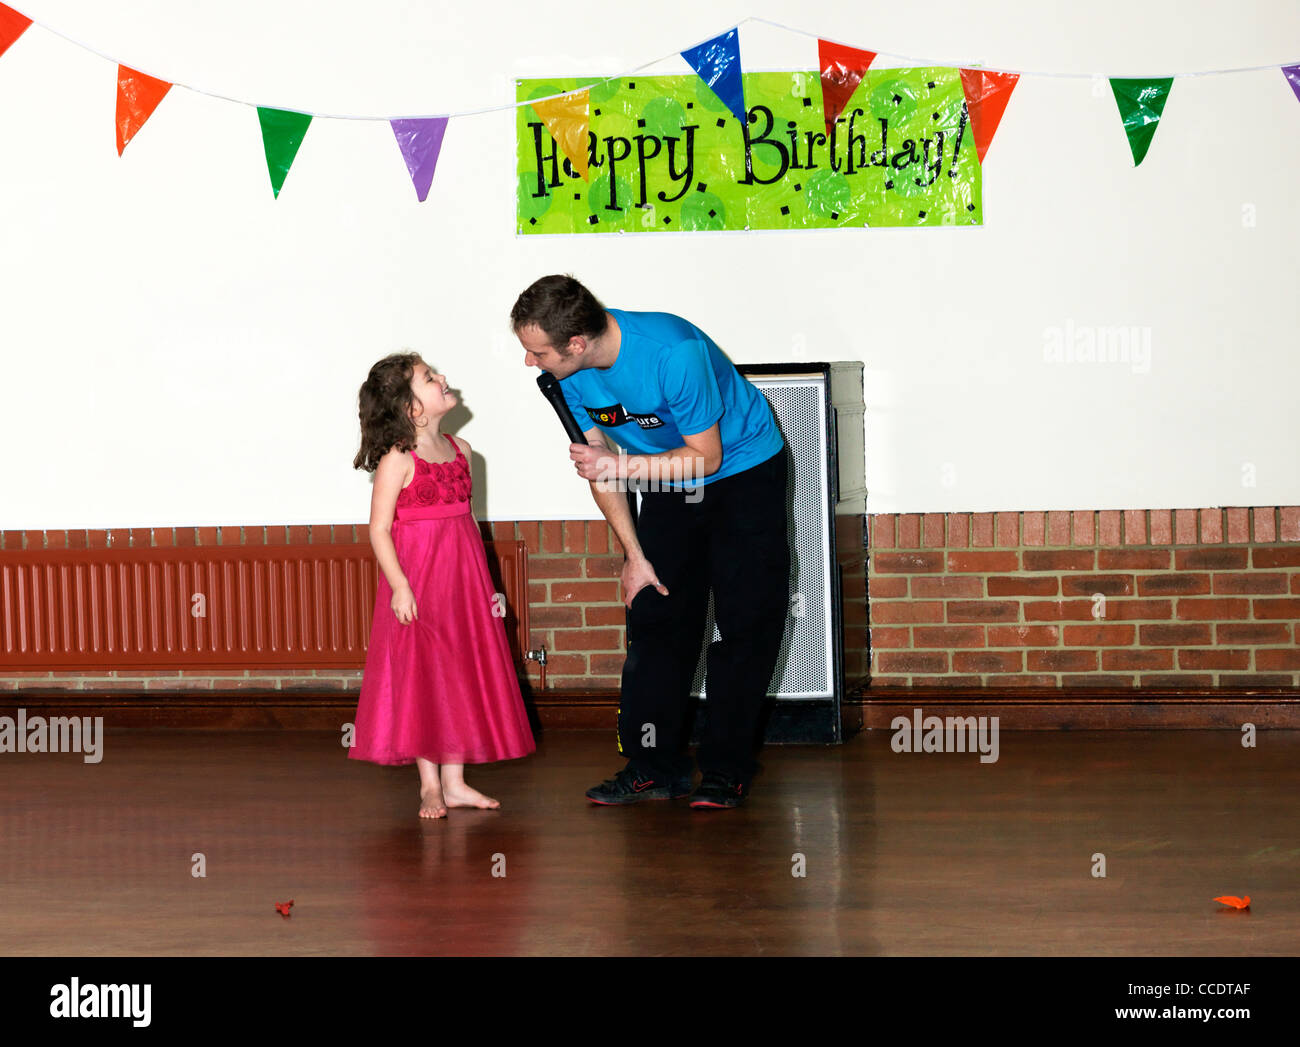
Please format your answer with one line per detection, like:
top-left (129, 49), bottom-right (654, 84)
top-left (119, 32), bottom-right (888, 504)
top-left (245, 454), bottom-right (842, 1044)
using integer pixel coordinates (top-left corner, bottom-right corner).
top-left (419, 784), bottom-right (448, 819)
top-left (442, 783), bottom-right (500, 809)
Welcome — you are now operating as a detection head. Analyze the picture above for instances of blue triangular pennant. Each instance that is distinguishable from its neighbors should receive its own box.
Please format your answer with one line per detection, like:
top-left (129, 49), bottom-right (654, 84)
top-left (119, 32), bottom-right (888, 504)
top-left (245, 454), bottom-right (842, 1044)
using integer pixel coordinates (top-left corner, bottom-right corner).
top-left (681, 28), bottom-right (747, 126)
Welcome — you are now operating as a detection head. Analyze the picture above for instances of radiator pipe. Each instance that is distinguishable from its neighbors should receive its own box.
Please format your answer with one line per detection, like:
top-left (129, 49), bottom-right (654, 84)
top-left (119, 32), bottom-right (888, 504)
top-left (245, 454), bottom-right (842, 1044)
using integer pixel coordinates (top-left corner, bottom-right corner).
top-left (525, 644), bottom-right (547, 690)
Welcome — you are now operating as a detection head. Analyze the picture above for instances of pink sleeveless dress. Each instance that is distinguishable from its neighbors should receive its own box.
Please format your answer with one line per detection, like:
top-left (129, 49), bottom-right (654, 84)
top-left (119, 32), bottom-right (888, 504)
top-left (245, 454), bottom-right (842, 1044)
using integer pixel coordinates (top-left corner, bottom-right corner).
top-left (349, 439), bottom-right (536, 766)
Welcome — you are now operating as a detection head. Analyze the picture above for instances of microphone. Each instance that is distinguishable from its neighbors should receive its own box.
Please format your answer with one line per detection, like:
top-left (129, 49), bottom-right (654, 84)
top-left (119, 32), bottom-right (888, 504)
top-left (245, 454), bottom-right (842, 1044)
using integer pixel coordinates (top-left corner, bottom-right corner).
top-left (536, 372), bottom-right (589, 445)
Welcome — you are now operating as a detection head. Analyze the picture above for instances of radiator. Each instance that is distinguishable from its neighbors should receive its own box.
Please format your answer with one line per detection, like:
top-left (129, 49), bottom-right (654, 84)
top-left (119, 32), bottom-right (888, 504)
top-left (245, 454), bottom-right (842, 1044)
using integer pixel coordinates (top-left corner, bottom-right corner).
top-left (0, 540), bottom-right (530, 671)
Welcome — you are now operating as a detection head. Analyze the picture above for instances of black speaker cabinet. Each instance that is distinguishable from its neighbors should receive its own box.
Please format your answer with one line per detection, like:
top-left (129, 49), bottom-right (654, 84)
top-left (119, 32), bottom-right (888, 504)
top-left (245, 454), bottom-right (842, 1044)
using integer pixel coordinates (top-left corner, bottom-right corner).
top-left (674, 362), bottom-right (866, 745)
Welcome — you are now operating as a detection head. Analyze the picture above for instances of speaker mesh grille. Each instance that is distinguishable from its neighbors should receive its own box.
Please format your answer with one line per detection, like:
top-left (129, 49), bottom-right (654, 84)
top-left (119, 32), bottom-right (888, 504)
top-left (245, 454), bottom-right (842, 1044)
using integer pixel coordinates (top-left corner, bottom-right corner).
top-left (691, 377), bottom-right (833, 700)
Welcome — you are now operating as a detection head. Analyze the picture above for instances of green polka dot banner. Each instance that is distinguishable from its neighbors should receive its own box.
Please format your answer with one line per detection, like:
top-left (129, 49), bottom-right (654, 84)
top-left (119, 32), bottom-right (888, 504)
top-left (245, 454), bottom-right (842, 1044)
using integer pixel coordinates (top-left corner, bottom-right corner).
top-left (516, 70), bottom-right (981, 234)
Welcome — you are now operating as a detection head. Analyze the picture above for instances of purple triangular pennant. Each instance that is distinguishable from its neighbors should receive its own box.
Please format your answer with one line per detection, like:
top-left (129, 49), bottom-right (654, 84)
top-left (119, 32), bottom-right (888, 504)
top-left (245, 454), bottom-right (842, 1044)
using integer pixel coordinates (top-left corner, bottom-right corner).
top-left (390, 117), bottom-right (449, 202)
top-left (1284, 65), bottom-right (1300, 106)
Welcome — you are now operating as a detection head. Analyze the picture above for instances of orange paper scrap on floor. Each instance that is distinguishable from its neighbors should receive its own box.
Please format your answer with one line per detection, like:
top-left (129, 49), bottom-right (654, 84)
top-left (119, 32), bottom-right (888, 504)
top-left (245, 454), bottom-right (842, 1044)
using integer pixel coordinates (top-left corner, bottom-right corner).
top-left (1213, 895), bottom-right (1250, 909)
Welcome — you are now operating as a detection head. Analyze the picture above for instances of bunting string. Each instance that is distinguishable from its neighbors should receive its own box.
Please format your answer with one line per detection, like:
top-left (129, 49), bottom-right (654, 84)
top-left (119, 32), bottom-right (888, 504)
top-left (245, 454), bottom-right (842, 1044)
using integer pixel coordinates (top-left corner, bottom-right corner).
top-left (4, 4), bottom-right (1296, 121)
top-left (748, 15), bottom-right (1300, 80)
top-left (1, 2), bottom-right (1298, 199)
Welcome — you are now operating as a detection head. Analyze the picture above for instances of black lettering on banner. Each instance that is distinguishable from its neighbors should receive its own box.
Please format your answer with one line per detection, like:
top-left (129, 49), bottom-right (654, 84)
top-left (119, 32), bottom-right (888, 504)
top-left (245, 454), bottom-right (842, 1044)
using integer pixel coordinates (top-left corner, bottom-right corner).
top-left (891, 138), bottom-right (919, 170)
top-left (658, 126), bottom-right (697, 204)
top-left (869, 119), bottom-right (889, 167)
top-left (946, 101), bottom-right (969, 178)
top-left (739, 104), bottom-right (789, 186)
top-left (916, 130), bottom-right (945, 187)
top-left (846, 108), bottom-right (868, 174)
top-left (586, 129), bottom-right (604, 171)
top-left (803, 128), bottom-right (826, 169)
top-left (604, 135), bottom-right (632, 210)
top-left (529, 122), bottom-right (561, 195)
top-left (635, 134), bottom-right (662, 207)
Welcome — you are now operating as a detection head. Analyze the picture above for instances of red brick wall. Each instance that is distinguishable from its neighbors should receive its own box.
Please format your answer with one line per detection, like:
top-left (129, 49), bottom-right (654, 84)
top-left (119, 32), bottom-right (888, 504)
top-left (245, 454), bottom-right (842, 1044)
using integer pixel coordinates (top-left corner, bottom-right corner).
top-left (0, 521), bottom-right (647, 694)
top-left (867, 507), bottom-right (1300, 688)
top-left (487, 520), bottom-right (628, 690)
top-left (0, 518), bottom-right (869, 695)
top-left (5, 505), bottom-right (1297, 696)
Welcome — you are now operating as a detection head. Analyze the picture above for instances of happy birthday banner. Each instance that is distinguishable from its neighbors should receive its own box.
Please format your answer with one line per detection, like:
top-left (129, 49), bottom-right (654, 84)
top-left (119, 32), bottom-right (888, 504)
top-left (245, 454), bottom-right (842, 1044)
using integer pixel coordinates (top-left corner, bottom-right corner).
top-left (1, 4), bottom-right (1298, 218)
top-left (517, 67), bottom-right (982, 232)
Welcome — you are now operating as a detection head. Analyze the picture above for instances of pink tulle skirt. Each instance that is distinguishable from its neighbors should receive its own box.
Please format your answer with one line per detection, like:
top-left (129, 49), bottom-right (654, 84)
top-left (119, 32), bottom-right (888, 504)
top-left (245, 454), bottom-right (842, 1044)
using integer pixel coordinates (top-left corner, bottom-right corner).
top-left (349, 502), bottom-right (536, 766)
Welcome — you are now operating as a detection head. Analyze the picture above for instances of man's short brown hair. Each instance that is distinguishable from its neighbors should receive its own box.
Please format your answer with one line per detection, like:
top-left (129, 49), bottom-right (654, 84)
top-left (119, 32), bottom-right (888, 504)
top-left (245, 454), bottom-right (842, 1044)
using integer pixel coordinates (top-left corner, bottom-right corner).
top-left (510, 275), bottom-right (608, 349)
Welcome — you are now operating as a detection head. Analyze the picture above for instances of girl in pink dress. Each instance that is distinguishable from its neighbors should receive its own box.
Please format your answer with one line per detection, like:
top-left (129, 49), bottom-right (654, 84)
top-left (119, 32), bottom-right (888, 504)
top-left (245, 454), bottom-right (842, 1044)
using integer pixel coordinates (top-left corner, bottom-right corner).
top-left (350, 352), bottom-right (535, 818)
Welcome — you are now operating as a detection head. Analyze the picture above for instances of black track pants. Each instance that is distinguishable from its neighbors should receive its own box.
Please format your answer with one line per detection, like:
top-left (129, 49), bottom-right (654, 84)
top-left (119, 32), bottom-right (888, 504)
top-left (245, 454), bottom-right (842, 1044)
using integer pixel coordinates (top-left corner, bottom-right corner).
top-left (616, 446), bottom-right (791, 785)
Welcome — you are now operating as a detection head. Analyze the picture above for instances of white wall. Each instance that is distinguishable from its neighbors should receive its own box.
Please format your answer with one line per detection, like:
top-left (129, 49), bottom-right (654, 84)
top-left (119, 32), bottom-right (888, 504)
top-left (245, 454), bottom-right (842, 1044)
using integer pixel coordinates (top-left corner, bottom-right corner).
top-left (2, 0), bottom-right (1298, 528)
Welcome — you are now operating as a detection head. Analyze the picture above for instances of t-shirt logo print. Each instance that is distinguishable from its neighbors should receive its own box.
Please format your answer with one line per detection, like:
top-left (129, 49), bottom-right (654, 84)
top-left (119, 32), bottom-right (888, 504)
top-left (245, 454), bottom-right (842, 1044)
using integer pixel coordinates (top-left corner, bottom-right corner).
top-left (586, 403), bottom-right (629, 426)
top-left (585, 403), bottom-right (665, 430)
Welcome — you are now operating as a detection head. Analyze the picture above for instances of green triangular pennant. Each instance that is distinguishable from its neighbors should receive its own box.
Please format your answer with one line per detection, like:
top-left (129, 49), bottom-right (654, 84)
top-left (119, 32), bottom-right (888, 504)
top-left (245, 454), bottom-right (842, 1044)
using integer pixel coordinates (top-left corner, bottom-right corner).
top-left (257, 107), bottom-right (313, 198)
top-left (1109, 78), bottom-right (1173, 167)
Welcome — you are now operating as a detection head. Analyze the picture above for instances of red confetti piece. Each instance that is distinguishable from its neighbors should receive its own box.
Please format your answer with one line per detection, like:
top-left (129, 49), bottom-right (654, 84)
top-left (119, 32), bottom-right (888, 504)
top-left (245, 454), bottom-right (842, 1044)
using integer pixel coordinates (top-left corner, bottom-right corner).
top-left (275, 899), bottom-right (294, 917)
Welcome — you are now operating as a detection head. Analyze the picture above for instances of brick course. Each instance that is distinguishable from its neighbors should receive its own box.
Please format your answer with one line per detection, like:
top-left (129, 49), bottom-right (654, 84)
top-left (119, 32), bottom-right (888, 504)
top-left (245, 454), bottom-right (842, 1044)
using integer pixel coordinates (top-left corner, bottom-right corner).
top-left (866, 507), bottom-right (1300, 688)
top-left (4, 505), bottom-right (1297, 694)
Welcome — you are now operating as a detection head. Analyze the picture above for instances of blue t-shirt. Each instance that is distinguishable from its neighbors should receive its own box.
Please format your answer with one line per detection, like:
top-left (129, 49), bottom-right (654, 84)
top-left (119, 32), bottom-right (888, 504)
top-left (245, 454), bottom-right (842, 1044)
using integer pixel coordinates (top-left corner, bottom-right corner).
top-left (559, 308), bottom-right (784, 487)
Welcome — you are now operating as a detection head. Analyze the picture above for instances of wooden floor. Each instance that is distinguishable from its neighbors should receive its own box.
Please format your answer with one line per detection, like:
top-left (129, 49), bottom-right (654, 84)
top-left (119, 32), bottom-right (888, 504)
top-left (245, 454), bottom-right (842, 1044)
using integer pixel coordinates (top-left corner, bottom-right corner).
top-left (0, 724), bottom-right (1295, 956)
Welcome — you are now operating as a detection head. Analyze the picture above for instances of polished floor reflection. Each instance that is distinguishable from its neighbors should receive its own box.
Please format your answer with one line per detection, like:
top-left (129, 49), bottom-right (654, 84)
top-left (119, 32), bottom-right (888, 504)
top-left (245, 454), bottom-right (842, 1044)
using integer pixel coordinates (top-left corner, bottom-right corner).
top-left (0, 726), bottom-right (1294, 955)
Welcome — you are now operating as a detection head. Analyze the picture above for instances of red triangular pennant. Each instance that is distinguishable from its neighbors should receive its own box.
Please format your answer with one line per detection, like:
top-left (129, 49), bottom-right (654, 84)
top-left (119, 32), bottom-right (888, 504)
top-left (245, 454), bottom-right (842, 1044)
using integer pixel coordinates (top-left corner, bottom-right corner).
top-left (116, 66), bottom-right (173, 155)
top-left (0, 3), bottom-right (32, 61)
top-left (818, 39), bottom-right (877, 137)
top-left (960, 69), bottom-right (1020, 164)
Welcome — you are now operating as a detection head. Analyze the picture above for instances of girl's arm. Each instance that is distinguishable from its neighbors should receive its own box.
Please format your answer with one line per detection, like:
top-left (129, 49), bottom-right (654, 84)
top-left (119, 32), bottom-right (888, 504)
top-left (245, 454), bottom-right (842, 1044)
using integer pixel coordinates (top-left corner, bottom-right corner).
top-left (368, 450), bottom-right (412, 593)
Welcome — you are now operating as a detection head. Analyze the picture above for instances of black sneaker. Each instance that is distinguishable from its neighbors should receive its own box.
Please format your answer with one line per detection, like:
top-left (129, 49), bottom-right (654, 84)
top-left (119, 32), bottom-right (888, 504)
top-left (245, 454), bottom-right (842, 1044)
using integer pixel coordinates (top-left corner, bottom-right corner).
top-left (586, 765), bottom-right (693, 805)
top-left (688, 771), bottom-right (749, 809)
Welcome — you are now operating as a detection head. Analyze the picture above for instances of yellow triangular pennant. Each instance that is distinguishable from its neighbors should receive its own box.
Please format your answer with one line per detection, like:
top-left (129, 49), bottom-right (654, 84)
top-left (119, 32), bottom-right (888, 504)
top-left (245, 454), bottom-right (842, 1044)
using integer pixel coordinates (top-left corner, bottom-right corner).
top-left (529, 89), bottom-right (589, 182)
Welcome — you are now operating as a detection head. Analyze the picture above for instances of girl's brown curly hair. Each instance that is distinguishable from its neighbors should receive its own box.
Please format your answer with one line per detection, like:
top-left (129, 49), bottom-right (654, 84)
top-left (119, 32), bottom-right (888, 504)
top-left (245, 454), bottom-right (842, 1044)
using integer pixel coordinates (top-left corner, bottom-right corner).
top-left (353, 352), bottom-right (423, 473)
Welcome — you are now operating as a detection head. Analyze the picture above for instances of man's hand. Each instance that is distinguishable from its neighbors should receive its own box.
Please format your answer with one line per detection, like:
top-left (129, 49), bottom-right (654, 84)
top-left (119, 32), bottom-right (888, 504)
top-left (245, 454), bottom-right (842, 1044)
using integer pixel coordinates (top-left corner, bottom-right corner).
top-left (569, 442), bottom-right (623, 482)
top-left (621, 556), bottom-right (668, 608)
